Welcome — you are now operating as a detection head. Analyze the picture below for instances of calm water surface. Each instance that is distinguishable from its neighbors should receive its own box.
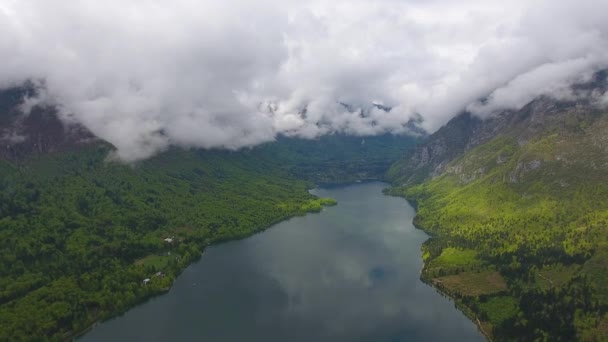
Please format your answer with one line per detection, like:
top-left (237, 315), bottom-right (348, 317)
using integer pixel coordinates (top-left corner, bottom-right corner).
top-left (82, 182), bottom-right (483, 341)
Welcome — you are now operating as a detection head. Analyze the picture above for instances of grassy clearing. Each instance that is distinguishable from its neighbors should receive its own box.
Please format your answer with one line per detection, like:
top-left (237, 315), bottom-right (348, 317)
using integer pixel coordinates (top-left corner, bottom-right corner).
top-left (435, 270), bottom-right (507, 296)
top-left (479, 296), bottom-right (519, 326)
top-left (533, 264), bottom-right (581, 290)
top-left (134, 254), bottom-right (175, 270)
top-left (299, 197), bottom-right (337, 212)
top-left (431, 247), bottom-right (481, 269)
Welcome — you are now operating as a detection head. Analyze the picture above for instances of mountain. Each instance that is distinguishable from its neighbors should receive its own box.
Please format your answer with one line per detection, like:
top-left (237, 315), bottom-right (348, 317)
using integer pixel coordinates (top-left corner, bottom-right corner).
top-left (0, 87), bottom-right (416, 340)
top-left (388, 71), bottom-right (608, 186)
top-left (387, 71), bottom-right (608, 340)
top-left (0, 85), bottom-right (96, 160)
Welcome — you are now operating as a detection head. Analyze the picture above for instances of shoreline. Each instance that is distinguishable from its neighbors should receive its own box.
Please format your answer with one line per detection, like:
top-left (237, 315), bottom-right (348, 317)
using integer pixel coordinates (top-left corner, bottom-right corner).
top-left (74, 182), bottom-right (486, 341)
top-left (71, 194), bottom-right (337, 341)
top-left (419, 276), bottom-right (492, 341)
top-left (69, 287), bottom-right (172, 341)
top-left (394, 195), bottom-right (492, 341)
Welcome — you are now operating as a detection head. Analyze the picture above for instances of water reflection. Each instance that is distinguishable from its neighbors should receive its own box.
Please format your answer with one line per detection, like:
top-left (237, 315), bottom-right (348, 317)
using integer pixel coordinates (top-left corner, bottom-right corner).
top-left (82, 182), bottom-right (483, 342)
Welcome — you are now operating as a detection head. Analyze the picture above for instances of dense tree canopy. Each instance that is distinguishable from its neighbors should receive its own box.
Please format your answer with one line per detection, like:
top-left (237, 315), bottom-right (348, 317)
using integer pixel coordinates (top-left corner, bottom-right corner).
top-left (0, 133), bottom-right (415, 340)
top-left (0, 146), bottom-right (334, 340)
top-left (388, 119), bottom-right (608, 340)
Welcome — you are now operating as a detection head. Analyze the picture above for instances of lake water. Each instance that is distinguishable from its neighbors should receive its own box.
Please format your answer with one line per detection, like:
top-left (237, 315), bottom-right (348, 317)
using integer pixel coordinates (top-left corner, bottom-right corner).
top-left (81, 182), bottom-right (483, 341)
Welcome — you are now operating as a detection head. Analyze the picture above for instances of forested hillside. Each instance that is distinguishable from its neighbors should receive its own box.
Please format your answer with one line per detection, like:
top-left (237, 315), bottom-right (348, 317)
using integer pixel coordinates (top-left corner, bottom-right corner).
top-left (254, 134), bottom-right (417, 184)
top-left (0, 87), bottom-right (416, 340)
top-left (0, 145), bottom-right (341, 340)
top-left (387, 76), bottom-right (608, 340)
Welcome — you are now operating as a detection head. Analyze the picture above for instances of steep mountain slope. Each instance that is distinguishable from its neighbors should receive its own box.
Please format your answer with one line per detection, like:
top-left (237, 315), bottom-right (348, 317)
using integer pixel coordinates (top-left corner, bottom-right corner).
top-left (387, 71), bottom-right (608, 186)
top-left (0, 85), bottom-right (96, 160)
top-left (387, 73), bottom-right (608, 340)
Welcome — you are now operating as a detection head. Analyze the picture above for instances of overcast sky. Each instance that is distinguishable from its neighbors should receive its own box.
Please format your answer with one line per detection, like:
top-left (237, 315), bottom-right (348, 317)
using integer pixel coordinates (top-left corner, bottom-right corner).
top-left (1, 0), bottom-right (607, 160)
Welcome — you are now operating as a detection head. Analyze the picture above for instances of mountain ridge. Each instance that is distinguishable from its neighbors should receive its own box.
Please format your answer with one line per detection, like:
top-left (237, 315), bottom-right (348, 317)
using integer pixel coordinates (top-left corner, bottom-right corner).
top-left (388, 70), bottom-right (608, 186)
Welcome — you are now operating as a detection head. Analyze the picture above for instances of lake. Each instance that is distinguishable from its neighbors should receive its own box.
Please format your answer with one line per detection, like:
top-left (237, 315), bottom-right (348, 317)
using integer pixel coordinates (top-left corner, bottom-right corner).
top-left (81, 182), bottom-right (483, 341)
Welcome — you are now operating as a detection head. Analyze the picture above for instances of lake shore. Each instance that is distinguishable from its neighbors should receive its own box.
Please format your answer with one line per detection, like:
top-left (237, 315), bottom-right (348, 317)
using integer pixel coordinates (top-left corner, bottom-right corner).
top-left (70, 199), bottom-right (335, 341)
top-left (80, 182), bottom-right (482, 341)
top-left (385, 191), bottom-right (491, 341)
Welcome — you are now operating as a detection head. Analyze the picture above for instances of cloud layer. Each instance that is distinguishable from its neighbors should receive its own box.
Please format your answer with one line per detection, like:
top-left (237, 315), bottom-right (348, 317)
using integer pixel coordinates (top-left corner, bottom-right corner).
top-left (1, 0), bottom-right (607, 160)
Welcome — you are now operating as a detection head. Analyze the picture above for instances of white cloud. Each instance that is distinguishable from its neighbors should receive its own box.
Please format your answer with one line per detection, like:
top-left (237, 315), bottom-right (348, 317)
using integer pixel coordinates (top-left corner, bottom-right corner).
top-left (0, 0), bottom-right (607, 160)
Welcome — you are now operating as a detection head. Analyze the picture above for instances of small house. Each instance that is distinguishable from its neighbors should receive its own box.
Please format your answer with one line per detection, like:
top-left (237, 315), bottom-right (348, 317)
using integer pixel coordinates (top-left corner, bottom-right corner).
top-left (143, 278), bottom-right (151, 285)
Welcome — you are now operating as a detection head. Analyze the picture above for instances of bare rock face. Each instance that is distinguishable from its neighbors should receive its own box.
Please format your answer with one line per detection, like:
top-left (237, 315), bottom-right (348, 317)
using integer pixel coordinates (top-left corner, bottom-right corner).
top-left (508, 160), bottom-right (542, 183)
top-left (0, 86), bottom-right (97, 161)
top-left (389, 112), bottom-right (483, 185)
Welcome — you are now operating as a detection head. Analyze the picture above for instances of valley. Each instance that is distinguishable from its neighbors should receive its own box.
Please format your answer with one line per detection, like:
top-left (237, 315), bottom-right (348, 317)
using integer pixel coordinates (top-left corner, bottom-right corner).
top-left (3, 78), bottom-right (608, 341)
top-left (0, 95), bottom-right (416, 340)
top-left (3, 1), bottom-right (608, 340)
top-left (80, 182), bottom-right (483, 342)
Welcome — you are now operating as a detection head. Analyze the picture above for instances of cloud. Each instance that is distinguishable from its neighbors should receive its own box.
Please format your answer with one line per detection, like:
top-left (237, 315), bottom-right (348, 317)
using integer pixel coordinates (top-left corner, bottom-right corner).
top-left (0, 0), bottom-right (607, 160)
top-left (466, 0), bottom-right (608, 117)
top-left (467, 59), bottom-right (601, 116)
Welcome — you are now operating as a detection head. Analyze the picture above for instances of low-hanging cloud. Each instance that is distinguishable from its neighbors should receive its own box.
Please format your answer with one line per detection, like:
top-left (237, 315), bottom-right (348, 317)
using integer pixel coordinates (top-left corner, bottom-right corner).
top-left (1, 0), bottom-right (607, 160)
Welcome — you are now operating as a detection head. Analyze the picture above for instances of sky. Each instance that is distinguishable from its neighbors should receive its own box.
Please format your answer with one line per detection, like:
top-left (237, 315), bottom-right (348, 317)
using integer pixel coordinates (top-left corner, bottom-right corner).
top-left (1, 0), bottom-right (607, 160)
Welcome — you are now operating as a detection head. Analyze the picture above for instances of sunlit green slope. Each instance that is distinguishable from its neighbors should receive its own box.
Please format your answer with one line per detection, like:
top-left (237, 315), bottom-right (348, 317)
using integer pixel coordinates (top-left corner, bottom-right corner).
top-left (388, 97), bottom-right (608, 340)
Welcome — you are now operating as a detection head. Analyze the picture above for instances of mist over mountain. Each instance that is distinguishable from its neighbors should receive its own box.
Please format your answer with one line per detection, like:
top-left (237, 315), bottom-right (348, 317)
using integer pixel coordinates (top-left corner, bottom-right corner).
top-left (1, 0), bottom-right (608, 160)
top-left (388, 70), bottom-right (608, 185)
top-left (4, 1), bottom-right (608, 340)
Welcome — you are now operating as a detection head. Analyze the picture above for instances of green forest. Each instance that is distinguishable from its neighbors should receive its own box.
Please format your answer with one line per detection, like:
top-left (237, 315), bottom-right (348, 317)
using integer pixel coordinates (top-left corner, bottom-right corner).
top-left (253, 134), bottom-right (416, 184)
top-left (0, 145), bottom-right (333, 340)
top-left (0, 134), bottom-right (414, 340)
top-left (387, 114), bottom-right (608, 340)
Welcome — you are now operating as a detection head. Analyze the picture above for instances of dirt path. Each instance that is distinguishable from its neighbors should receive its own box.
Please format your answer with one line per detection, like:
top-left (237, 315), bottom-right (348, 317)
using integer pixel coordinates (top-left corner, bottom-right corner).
top-left (538, 273), bottom-right (554, 287)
